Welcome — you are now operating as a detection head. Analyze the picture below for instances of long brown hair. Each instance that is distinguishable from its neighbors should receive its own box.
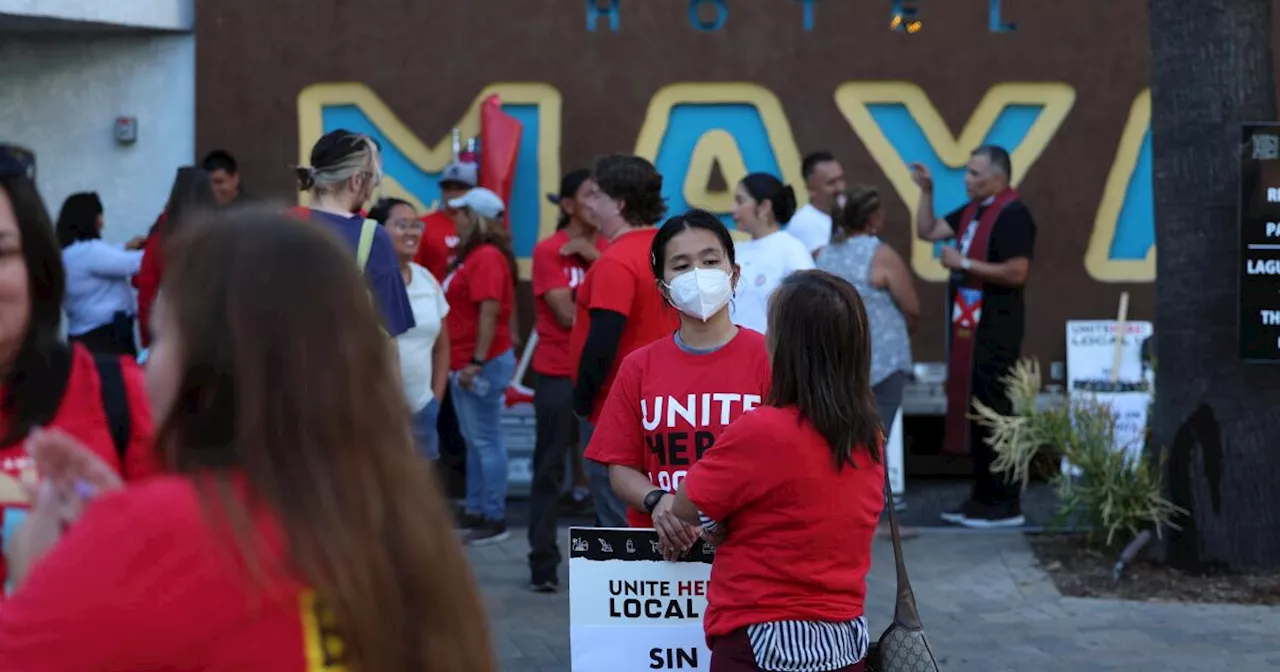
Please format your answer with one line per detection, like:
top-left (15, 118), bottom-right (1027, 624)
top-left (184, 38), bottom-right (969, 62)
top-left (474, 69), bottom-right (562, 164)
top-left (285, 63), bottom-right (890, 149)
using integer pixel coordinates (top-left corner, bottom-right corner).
top-left (161, 166), bottom-right (217, 239)
top-left (452, 209), bottom-right (518, 282)
top-left (159, 210), bottom-right (493, 671)
top-left (765, 270), bottom-right (882, 468)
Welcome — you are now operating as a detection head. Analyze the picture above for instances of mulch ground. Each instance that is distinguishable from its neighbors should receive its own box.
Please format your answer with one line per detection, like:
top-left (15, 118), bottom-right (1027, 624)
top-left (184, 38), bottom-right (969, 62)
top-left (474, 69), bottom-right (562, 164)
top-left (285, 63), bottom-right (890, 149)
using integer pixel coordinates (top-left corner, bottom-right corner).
top-left (1028, 533), bottom-right (1280, 605)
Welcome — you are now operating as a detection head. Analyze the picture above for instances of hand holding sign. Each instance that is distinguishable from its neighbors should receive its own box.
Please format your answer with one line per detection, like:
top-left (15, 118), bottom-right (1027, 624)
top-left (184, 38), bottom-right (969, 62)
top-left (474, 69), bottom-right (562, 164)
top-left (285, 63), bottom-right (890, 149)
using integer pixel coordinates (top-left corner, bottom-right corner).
top-left (651, 494), bottom-right (698, 562)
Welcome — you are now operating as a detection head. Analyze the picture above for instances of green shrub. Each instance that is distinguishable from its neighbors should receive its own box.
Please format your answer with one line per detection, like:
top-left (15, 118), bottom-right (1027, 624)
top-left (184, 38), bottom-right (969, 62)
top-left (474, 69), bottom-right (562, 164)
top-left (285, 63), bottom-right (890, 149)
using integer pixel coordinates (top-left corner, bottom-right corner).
top-left (971, 358), bottom-right (1185, 547)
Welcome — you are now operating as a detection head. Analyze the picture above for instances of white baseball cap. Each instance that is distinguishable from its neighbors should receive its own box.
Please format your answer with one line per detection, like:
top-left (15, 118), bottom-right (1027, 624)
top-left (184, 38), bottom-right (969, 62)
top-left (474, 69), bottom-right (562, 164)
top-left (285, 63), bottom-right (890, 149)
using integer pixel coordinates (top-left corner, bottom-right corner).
top-left (448, 187), bottom-right (506, 219)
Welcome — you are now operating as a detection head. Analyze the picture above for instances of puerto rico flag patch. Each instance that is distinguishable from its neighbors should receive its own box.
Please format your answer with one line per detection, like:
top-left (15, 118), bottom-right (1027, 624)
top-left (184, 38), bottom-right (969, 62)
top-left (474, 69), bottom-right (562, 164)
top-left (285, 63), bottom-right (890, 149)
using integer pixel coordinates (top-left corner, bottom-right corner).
top-left (952, 287), bottom-right (984, 330)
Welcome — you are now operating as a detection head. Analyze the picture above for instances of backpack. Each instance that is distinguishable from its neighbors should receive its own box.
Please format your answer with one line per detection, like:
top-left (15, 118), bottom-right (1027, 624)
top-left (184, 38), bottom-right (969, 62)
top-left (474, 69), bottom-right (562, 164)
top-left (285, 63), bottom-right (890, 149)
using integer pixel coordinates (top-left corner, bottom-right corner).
top-left (287, 207), bottom-right (377, 273)
top-left (91, 355), bottom-right (130, 473)
top-left (355, 218), bottom-right (376, 272)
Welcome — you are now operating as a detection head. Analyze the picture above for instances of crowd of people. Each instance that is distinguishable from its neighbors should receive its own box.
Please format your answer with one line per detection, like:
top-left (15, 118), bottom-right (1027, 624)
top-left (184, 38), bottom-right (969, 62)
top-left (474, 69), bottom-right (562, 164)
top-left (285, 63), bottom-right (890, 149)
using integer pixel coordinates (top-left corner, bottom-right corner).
top-left (0, 128), bottom-right (1035, 669)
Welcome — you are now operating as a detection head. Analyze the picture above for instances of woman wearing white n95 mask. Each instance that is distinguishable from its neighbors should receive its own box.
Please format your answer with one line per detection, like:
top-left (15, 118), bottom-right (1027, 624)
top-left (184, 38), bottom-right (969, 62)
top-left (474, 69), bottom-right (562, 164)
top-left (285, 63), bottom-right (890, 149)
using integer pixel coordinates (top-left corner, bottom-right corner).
top-left (586, 210), bottom-right (771, 560)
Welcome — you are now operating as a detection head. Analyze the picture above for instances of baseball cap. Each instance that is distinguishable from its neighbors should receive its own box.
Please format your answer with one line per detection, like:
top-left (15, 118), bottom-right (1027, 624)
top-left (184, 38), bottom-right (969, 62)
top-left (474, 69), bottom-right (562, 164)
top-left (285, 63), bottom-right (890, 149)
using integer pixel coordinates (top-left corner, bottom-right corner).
top-left (547, 169), bottom-right (591, 205)
top-left (439, 161), bottom-right (478, 189)
top-left (448, 187), bottom-right (505, 219)
top-left (0, 144), bottom-right (36, 181)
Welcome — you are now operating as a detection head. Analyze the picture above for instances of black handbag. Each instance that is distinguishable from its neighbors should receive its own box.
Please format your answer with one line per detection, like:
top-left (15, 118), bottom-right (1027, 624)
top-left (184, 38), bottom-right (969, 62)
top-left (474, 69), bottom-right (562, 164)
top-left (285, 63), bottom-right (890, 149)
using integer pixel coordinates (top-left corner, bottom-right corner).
top-left (865, 471), bottom-right (941, 672)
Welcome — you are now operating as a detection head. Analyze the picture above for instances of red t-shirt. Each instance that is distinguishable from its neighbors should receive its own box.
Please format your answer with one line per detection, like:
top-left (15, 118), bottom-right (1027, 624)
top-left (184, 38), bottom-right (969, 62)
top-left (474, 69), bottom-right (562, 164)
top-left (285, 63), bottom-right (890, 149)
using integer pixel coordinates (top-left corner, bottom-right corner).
top-left (568, 229), bottom-right (679, 422)
top-left (0, 344), bottom-right (158, 591)
top-left (0, 476), bottom-right (325, 671)
top-left (585, 329), bottom-right (770, 528)
top-left (531, 230), bottom-right (608, 377)
top-left (415, 211), bottom-right (460, 282)
top-left (684, 406), bottom-right (885, 641)
top-left (133, 212), bottom-right (167, 347)
top-left (444, 244), bottom-right (515, 371)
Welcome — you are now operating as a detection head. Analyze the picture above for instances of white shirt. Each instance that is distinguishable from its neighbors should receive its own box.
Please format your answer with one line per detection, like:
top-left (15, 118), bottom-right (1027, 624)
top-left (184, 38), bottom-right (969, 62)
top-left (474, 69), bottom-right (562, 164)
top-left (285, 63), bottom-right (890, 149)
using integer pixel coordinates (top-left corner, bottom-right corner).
top-left (61, 240), bottom-right (143, 336)
top-left (397, 263), bottom-right (450, 412)
top-left (784, 203), bottom-right (833, 253)
top-left (731, 230), bottom-right (815, 334)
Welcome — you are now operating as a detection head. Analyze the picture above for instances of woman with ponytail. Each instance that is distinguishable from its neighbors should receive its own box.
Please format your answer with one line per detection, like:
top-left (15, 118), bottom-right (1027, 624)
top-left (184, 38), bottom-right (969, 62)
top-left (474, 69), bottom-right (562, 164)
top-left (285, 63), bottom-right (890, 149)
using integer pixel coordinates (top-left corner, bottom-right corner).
top-left (817, 184), bottom-right (918, 514)
top-left (728, 173), bottom-right (814, 334)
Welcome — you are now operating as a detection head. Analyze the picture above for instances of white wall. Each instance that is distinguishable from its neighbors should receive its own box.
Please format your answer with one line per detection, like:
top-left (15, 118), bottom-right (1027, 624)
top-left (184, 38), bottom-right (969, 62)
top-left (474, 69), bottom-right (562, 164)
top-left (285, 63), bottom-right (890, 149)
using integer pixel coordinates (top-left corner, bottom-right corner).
top-left (0, 0), bottom-right (192, 31)
top-left (0, 33), bottom-right (195, 242)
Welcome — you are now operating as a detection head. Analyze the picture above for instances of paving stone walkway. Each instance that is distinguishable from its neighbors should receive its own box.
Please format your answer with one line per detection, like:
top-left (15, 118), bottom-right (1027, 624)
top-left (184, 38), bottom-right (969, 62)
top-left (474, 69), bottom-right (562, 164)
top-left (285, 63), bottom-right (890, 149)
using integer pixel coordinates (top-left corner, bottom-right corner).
top-left (468, 529), bottom-right (1280, 671)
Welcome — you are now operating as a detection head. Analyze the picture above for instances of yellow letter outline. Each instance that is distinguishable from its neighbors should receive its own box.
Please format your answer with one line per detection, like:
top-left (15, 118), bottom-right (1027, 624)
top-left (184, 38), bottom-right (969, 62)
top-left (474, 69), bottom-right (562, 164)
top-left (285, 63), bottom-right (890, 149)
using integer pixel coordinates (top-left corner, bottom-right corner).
top-left (297, 82), bottom-right (562, 279)
top-left (1085, 88), bottom-right (1154, 283)
top-left (682, 129), bottom-right (749, 214)
top-left (634, 82), bottom-right (807, 216)
top-left (834, 81), bottom-right (1075, 281)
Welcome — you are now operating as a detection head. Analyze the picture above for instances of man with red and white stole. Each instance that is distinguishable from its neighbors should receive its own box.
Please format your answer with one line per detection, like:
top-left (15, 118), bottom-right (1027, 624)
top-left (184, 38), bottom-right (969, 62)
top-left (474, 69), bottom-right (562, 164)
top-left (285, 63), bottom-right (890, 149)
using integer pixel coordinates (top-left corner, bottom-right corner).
top-left (911, 145), bottom-right (1037, 529)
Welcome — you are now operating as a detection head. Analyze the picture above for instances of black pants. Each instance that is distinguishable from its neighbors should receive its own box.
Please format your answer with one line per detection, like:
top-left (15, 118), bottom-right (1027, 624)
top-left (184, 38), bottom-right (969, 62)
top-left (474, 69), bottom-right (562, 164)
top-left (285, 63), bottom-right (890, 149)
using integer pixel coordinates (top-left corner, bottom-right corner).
top-left (70, 313), bottom-right (136, 357)
top-left (528, 375), bottom-right (574, 577)
top-left (436, 386), bottom-right (469, 500)
top-left (970, 353), bottom-right (1019, 505)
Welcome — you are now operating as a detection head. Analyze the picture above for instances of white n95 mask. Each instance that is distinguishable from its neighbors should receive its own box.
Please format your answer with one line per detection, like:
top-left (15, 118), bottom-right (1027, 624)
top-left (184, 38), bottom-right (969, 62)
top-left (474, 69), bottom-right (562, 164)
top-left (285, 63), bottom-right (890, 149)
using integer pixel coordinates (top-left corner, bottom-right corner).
top-left (664, 268), bottom-right (734, 321)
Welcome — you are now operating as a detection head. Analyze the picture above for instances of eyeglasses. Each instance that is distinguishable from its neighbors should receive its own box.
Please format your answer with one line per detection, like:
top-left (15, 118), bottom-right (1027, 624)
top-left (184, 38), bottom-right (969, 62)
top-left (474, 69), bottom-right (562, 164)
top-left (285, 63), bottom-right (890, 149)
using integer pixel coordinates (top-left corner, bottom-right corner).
top-left (390, 220), bottom-right (425, 232)
top-left (0, 145), bottom-right (35, 181)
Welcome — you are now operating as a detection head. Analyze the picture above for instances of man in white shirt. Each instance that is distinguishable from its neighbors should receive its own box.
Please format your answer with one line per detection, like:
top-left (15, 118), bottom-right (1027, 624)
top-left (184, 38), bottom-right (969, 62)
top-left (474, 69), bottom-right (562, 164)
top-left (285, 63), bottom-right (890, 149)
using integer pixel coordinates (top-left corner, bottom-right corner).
top-left (786, 151), bottom-right (848, 257)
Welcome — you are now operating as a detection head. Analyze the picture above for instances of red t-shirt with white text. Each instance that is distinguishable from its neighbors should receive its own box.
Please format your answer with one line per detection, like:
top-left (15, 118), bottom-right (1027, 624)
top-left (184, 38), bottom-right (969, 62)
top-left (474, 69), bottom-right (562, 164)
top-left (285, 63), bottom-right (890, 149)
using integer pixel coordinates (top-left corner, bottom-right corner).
top-left (415, 211), bottom-right (460, 282)
top-left (585, 329), bottom-right (770, 528)
top-left (0, 476), bottom-right (331, 671)
top-left (569, 228), bottom-right (679, 422)
top-left (684, 406), bottom-right (885, 641)
top-left (0, 344), bottom-right (157, 592)
top-left (531, 230), bottom-right (608, 377)
top-left (444, 244), bottom-right (515, 371)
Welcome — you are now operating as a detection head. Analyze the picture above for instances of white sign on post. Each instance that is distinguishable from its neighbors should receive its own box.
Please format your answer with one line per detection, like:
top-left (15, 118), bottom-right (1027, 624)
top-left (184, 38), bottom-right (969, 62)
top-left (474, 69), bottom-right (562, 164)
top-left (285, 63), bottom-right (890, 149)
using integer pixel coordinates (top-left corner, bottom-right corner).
top-left (1064, 320), bottom-right (1154, 467)
top-left (569, 527), bottom-right (713, 672)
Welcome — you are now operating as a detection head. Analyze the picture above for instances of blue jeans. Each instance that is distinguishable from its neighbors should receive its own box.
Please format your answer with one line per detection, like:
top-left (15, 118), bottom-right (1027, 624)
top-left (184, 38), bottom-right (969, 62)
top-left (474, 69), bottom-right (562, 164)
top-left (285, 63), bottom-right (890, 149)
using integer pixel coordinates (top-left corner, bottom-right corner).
top-left (411, 399), bottom-right (441, 460)
top-left (579, 417), bottom-right (629, 528)
top-left (451, 349), bottom-right (516, 521)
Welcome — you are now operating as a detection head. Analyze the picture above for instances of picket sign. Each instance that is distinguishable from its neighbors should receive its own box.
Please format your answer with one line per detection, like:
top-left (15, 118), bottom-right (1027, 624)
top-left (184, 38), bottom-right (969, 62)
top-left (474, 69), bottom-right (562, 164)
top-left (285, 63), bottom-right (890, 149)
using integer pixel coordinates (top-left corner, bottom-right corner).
top-left (504, 331), bottom-right (538, 407)
top-left (1062, 292), bottom-right (1154, 473)
top-left (569, 527), bottom-right (714, 672)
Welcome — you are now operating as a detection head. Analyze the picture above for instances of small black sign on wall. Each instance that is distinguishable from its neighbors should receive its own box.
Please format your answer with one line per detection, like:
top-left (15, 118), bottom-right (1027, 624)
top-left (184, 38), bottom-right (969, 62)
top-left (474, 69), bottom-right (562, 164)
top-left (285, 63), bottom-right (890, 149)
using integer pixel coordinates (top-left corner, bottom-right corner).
top-left (1240, 123), bottom-right (1280, 362)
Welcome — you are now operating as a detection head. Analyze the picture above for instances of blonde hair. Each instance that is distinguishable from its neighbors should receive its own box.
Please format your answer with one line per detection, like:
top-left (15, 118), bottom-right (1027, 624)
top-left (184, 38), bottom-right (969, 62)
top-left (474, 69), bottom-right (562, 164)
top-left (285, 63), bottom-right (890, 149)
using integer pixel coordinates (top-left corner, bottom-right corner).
top-left (296, 132), bottom-right (381, 197)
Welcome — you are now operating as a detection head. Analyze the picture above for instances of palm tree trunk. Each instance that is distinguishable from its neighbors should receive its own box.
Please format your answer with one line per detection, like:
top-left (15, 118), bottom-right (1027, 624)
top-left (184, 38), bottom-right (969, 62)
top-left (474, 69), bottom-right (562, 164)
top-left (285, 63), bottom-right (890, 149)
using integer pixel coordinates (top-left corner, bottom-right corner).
top-left (1150, 0), bottom-right (1280, 571)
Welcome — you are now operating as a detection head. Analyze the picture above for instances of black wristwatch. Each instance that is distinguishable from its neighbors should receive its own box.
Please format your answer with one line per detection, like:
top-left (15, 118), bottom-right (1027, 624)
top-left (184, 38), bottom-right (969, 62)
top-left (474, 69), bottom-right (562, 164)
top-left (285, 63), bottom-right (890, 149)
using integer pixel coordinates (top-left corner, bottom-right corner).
top-left (470, 356), bottom-right (486, 366)
top-left (643, 489), bottom-right (668, 514)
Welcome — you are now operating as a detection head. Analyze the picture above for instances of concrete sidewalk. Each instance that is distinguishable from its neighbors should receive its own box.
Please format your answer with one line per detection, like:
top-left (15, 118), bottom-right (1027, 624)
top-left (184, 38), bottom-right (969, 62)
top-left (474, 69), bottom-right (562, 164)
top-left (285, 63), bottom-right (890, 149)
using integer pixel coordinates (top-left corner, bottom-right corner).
top-left (467, 529), bottom-right (1280, 671)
